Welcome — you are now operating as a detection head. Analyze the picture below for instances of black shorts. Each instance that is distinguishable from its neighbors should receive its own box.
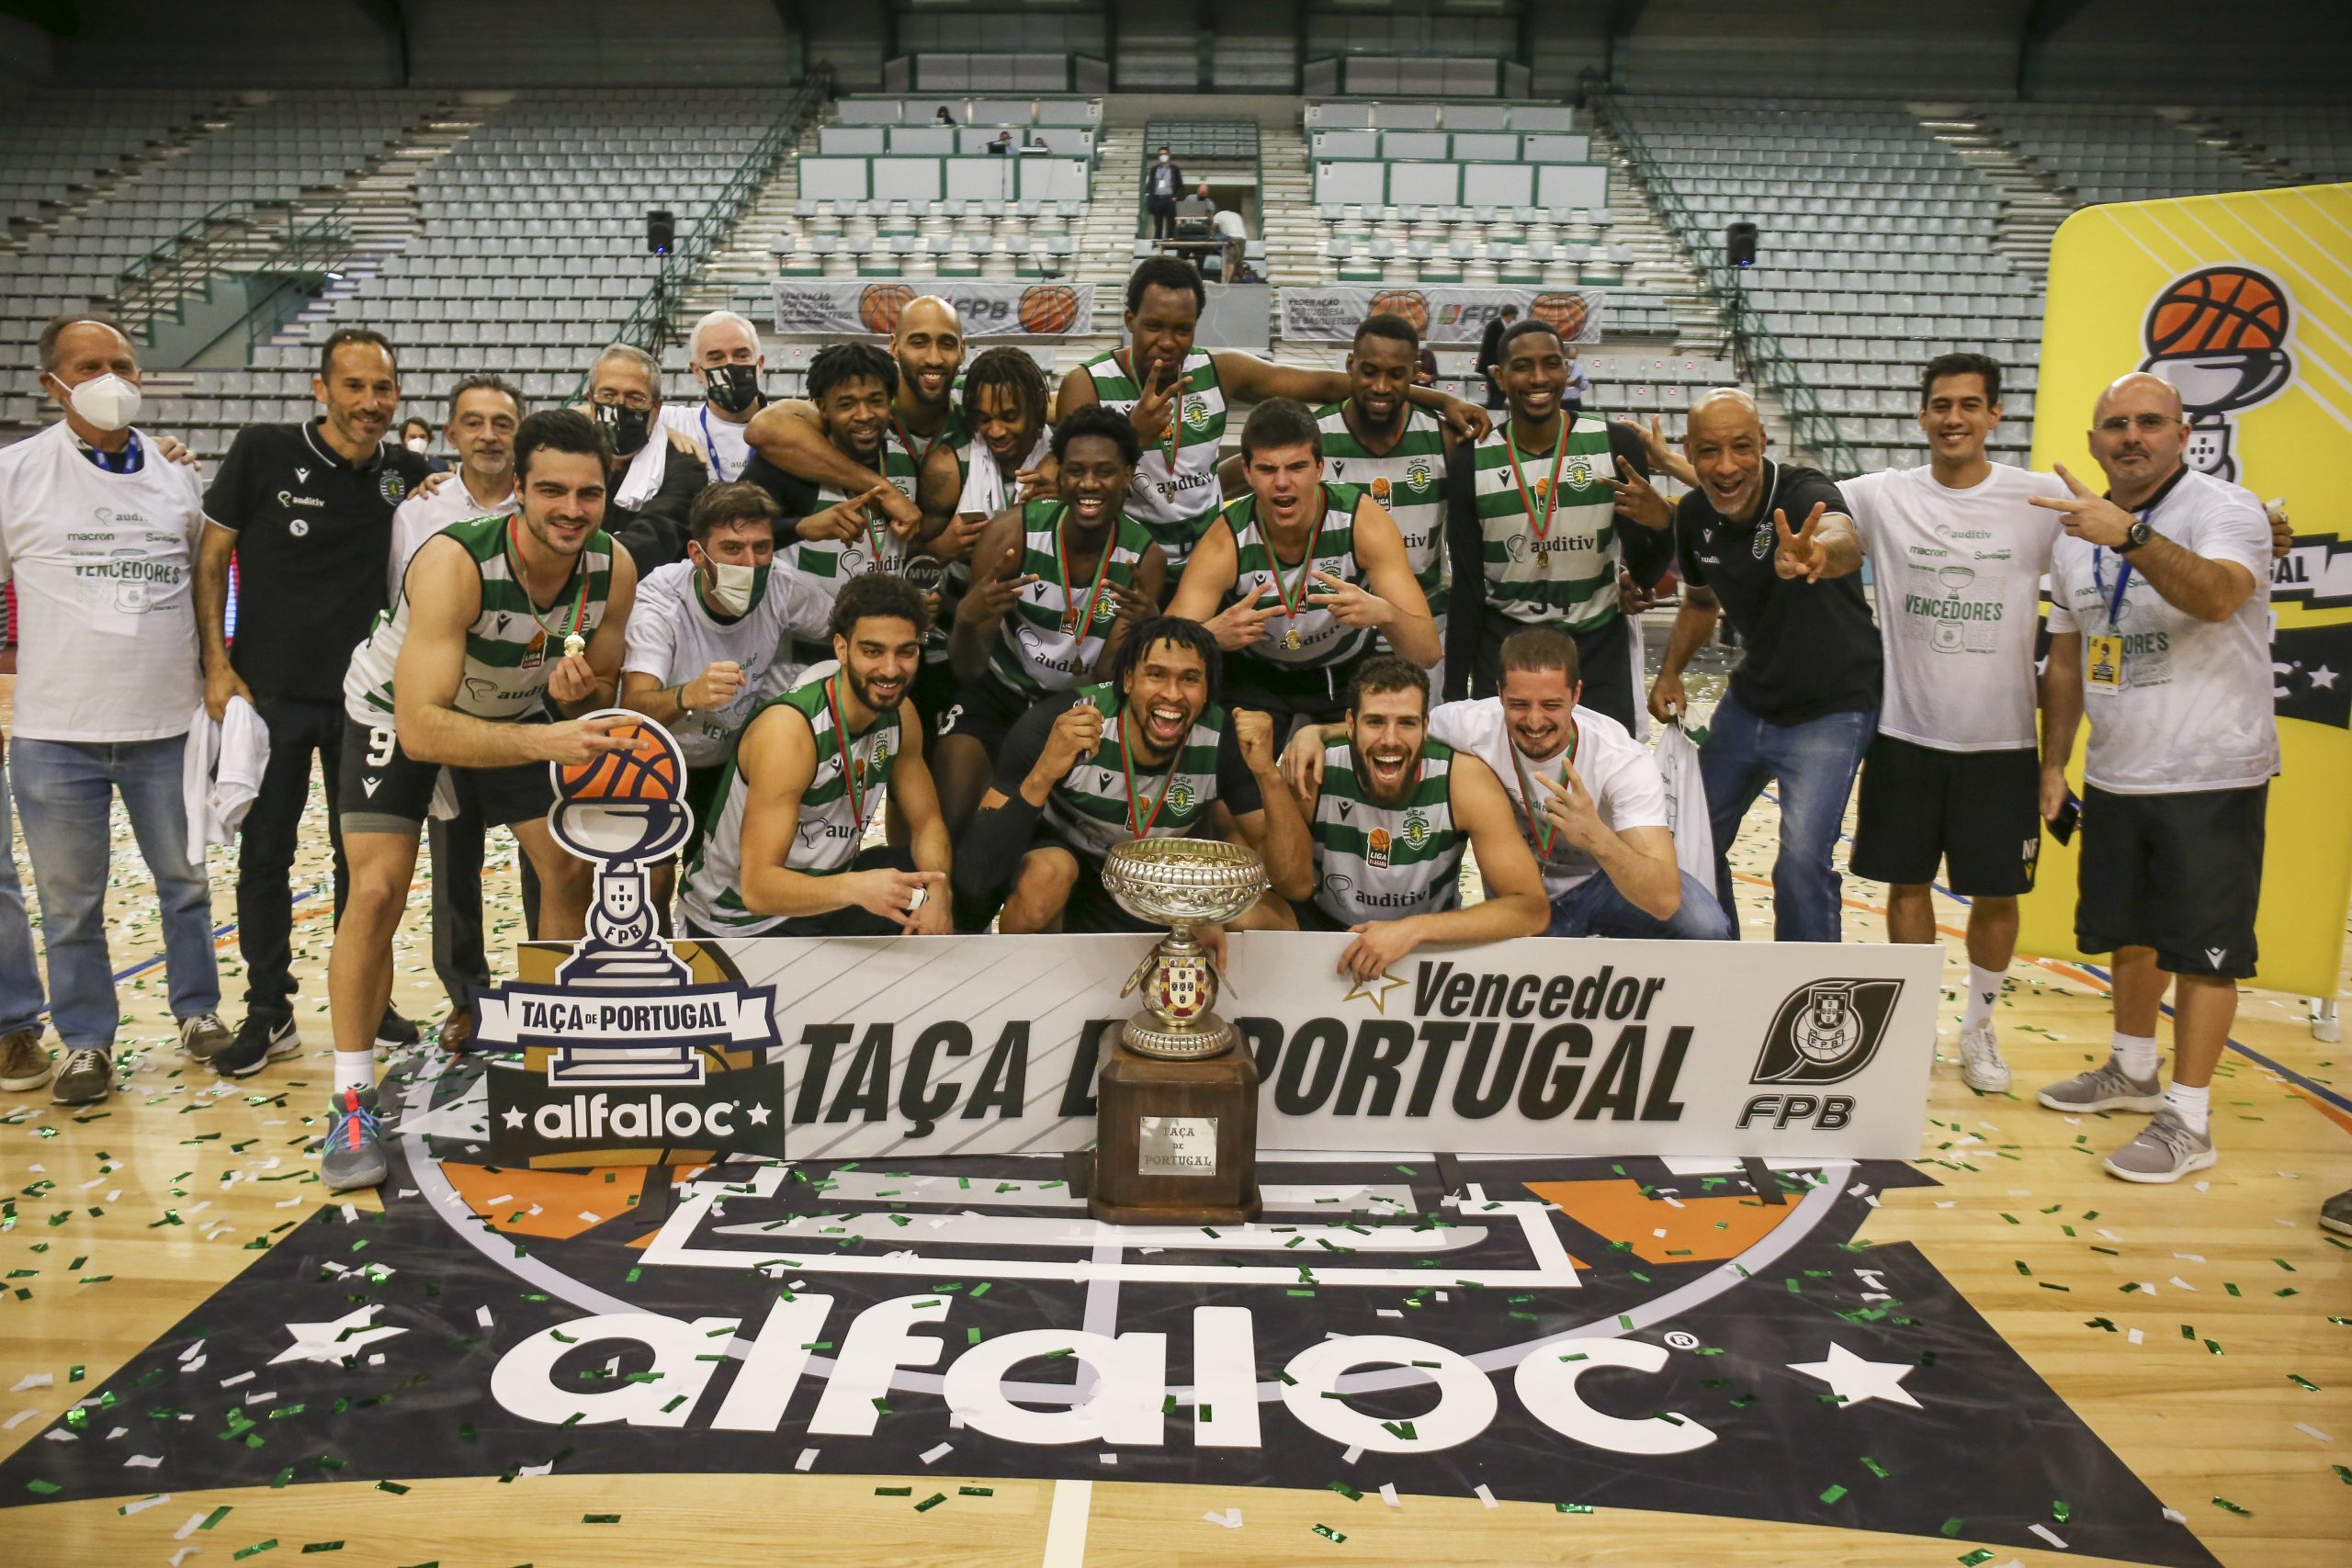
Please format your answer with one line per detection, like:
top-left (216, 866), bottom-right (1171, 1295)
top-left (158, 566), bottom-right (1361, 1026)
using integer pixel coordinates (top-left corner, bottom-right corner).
top-left (1472, 614), bottom-right (1637, 734)
top-left (910, 657), bottom-right (960, 744)
top-left (2075, 783), bottom-right (2266, 979)
top-left (1851, 736), bottom-right (2041, 897)
top-left (1225, 652), bottom-right (1361, 747)
top-left (336, 715), bottom-right (553, 836)
top-left (933, 674), bottom-right (1033, 755)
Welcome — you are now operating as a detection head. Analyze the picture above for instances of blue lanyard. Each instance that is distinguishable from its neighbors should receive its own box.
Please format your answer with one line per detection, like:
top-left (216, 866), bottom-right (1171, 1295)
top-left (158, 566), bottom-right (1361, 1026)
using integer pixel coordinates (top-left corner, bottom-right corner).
top-left (698, 407), bottom-right (736, 482)
top-left (2090, 503), bottom-right (2154, 630)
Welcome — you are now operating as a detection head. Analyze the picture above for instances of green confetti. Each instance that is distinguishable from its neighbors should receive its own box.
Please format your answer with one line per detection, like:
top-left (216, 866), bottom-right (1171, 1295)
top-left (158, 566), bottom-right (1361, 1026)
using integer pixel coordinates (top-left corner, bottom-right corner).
top-left (582, 1515), bottom-right (620, 1524)
top-left (232, 1543), bottom-right (279, 1562)
top-left (1957, 1552), bottom-right (1995, 1567)
top-left (2290, 1373), bottom-right (2320, 1392)
top-left (2211, 1495), bottom-right (2253, 1516)
top-left (1820, 1483), bottom-right (1849, 1504)
top-left (1555, 1501), bottom-right (1594, 1514)
top-left (1939, 1517), bottom-right (1965, 1538)
top-left (875, 1485), bottom-right (912, 1497)
top-left (913, 1493), bottom-right (946, 1512)
top-left (1329, 1481), bottom-right (1363, 1502)
top-left (2052, 1500), bottom-right (2071, 1524)
top-left (958, 1486), bottom-right (994, 1496)
top-left (1312, 1524), bottom-right (1347, 1543)
top-left (1860, 1457), bottom-right (1889, 1480)
top-left (25, 1479), bottom-right (61, 1496)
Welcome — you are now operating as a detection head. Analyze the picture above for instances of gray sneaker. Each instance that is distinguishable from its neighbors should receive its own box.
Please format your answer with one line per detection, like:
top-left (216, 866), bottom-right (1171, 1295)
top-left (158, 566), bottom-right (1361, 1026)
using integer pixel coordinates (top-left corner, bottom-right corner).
top-left (0, 1028), bottom-right (50, 1092)
top-left (320, 1086), bottom-right (390, 1191)
top-left (2104, 1108), bottom-right (2216, 1183)
top-left (51, 1047), bottom-right (112, 1106)
top-left (2323, 1190), bottom-right (2351, 1237)
top-left (176, 1011), bottom-right (232, 1063)
top-left (2038, 1055), bottom-right (2164, 1113)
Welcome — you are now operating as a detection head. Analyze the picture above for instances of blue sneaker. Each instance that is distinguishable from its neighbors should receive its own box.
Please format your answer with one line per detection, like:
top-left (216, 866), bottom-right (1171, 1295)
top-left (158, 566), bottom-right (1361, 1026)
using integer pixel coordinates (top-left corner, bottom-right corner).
top-left (322, 1086), bottom-right (389, 1191)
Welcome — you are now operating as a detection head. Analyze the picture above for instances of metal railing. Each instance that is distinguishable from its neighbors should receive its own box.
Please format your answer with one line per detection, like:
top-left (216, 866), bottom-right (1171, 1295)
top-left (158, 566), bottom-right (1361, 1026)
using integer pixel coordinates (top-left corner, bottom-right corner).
top-left (114, 198), bottom-right (251, 339)
top-left (1584, 87), bottom-right (1862, 478)
top-left (580, 67), bottom-right (835, 400)
top-left (221, 205), bottom-right (353, 364)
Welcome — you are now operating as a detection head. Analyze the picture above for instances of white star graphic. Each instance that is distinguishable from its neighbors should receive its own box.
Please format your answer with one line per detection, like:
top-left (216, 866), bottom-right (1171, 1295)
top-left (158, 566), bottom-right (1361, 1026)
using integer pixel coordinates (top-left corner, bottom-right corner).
top-left (745, 1102), bottom-right (773, 1126)
top-left (2311, 664), bottom-right (2339, 691)
top-left (1785, 1342), bottom-right (1921, 1409)
top-left (270, 1305), bottom-right (406, 1367)
top-left (499, 1107), bottom-right (527, 1130)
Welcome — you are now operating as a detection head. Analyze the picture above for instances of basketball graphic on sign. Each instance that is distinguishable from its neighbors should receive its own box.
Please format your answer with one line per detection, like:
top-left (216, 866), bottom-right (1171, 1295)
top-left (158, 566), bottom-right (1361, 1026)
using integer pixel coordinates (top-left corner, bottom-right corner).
top-left (1018, 283), bottom-right (1081, 334)
top-left (2139, 264), bottom-right (2294, 481)
top-left (557, 716), bottom-right (675, 804)
top-left (859, 283), bottom-right (916, 335)
top-left (1369, 289), bottom-right (1430, 335)
top-left (1531, 292), bottom-right (1589, 341)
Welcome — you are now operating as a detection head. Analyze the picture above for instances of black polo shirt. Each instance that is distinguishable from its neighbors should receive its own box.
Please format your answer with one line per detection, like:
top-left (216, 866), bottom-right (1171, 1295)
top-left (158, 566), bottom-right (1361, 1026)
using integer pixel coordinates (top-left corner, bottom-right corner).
top-left (203, 420), bottom-right (430, 704)
top-left (1674, 459), bottom-right (1881, 724)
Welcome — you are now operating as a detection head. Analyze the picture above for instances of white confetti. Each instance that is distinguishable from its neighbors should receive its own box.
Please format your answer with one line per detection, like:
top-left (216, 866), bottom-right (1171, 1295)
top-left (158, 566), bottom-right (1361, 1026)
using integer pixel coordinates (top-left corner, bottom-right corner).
top-left (2163, 1507), bottom-right (2188, 1525)
top-left (124, 1454), bottom-right (164, 1469)
top-left (794, 1448), bottom-right (819, 1472)
top-left (173, 1511), bottom-right (209, 1540)
top-left (1203, 1507), bottom-right (1243, 1529)
top-left (2030, 1523), bottom-right (2067, 1549)
top-left (9, 1373), bottom-right (53, 1393)
top-left (2174, 1252), bottom-right (2206, 1263)
top-left (1474, 1483), bottom-right (1498, 1508)
top-left (1379, 1483), bottom-right (1400, 1508)
top-left (1341, 1444), bottom-right (1362, 1464)
top-left (2, 1410), bottom-right (39, 1431)
top-left (476, 1306), bottom-right (494, 1328)
top-left (2168, 1277), bottom-right (2197, 1292)
top-left (1097, 1452), bottom-right (1116, 1465)
top-left (119, 1492), bottom-right (172, 1515)
top-left (2128, 1328), bottom-right (2144, 1345)
top-left (2295, 1423), bottom-right (2333, 1442)
top-left (920, 1442), bottom-right (953, 1464)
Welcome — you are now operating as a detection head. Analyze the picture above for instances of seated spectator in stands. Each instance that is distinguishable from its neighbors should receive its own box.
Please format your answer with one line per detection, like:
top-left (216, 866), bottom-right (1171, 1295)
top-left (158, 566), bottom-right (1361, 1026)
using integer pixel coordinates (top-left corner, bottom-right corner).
top-left (1415, 346), bottom-right (1439, 387)
top-left (1024, 130), bottom-right (1047, 150)
top-left (989, 130), bottom-right (1013, 156)
top-left (1175, 185), bottom-right (1216, 243)
top-left (934, 106), bottom-right (956, 125)
top-left (661, 310), bottom-right (768, 484)
top-left (1146, 147), bottom-right (1183, 241)
top-left (2, 314), bottom-right (230, 1104)
top-left (399, 415), bottom-right (446, 470)
top-left (1210, 202), bottom-right (1248, 280)
top-left (588, 343), bottom-right (706, 574)
top-left (1476, 306), bottom-right (1517, 412)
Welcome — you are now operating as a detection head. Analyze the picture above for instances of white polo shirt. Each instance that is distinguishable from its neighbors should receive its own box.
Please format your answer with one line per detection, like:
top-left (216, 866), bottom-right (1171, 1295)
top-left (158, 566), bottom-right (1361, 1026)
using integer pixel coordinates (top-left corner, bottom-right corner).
top-left (0, 423), bottom-right (204, 742)
top-left (1428, 696), bottom-right (1668, 898)
top-left (386, 472), bottom-right (517, 605)
top-left (2045, 468), bottom-right (2276, 795)
top-left (1841, 462), bottom-right (2065, 752)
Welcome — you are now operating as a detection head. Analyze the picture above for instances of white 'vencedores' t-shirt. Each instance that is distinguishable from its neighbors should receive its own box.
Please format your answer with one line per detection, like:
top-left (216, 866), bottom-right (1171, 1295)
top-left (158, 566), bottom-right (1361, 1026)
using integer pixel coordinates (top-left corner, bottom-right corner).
top-left (621, 558), bottom-right (834, 767)
top-left (2045, 468), bottom-right (2277, 795)
top-left (1428, 697), bottom-right (1667, 899)
top-left (1840, 462), bottom-right (2064, 752)
top-left (0, 423), bottom-right (204, 742)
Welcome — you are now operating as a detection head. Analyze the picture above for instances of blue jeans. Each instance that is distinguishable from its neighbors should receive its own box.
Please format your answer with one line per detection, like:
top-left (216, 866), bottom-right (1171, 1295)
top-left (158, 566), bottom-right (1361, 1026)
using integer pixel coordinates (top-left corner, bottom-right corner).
top-left (1698, 694), bottom-right (1877, 943)
top-left (1547, 869), bottom-right (1734, 940)
top-left (0, 755), bottom-right (46, 1035)
top-left (11, 735), bottom-right (219, 1051)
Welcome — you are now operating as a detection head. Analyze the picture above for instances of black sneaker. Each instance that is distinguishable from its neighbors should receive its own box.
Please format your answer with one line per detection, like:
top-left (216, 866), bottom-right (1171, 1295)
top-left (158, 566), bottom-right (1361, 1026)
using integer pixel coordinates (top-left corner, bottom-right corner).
top-left (215, 1014), bottom-right (301, 1078)
top-left (375, 1007), bottom-right (421, 1052)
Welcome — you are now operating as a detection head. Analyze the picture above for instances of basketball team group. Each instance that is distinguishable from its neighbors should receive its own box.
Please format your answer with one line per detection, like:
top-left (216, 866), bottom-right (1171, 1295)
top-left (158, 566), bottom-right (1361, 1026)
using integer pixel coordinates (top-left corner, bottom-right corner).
top-left (0, 256), bottom-right (2295, 1193)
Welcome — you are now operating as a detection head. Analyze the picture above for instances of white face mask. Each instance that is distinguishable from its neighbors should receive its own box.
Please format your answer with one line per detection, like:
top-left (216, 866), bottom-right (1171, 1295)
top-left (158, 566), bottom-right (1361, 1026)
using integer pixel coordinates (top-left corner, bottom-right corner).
top-left (56, 370), bottom-right (141, 433)
top-left (699, 556), bottom-right (769, 618)
top-left (405, 434), bottom-right (431, 454)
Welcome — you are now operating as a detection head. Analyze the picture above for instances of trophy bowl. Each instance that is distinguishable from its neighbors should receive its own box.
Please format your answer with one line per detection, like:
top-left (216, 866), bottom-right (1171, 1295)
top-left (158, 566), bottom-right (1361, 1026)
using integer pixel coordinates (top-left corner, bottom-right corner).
top-left (1102, 838), bottom-right (1269, 1060)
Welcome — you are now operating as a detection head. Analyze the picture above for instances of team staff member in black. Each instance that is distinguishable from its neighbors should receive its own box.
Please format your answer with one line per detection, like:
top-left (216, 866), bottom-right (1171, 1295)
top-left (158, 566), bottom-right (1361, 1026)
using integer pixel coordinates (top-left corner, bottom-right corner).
top-left (196, 327), bottom-right (432, 1075)
top-left (1630, 388), bottom-right (1880, 943)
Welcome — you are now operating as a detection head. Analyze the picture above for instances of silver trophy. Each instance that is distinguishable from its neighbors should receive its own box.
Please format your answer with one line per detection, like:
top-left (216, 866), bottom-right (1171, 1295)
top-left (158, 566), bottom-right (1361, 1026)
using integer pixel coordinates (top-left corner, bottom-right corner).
top-left (1102, 839), bottom-right (1269, 1060)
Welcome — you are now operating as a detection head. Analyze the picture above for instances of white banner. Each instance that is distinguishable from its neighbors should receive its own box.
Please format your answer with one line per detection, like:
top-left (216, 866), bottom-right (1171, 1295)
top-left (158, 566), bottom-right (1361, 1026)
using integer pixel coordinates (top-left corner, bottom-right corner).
top-left (769, 279), bottom-right (1095, 338)
top-left (631, 932), bottom-right (1938, 1161)
top-left (1279, 287), bottom-right (1606, 346)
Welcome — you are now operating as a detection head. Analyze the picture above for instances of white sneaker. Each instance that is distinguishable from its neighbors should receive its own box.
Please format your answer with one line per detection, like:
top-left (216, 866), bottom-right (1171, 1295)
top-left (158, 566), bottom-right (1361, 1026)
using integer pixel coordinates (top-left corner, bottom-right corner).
top-left (1957, 1021), bottom-right (2010, 1093)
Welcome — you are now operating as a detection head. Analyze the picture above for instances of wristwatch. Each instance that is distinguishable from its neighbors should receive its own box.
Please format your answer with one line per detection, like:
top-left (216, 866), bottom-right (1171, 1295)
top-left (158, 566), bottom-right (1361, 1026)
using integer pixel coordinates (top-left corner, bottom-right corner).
top-left (2117, 519), bottom-right (2153, 554)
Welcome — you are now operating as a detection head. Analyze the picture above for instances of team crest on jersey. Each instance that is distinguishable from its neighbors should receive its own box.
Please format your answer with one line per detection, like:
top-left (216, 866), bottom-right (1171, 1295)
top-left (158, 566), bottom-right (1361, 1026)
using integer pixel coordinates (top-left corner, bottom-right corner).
top-left (1402, 807), bottom-right (1431, 849)
top-left (1563, 456), bottom-right (1598, 489)
top-left (1367, 827), bottom-right (1392, 869)
top-left (1167, 779), bottom-right (1196, 813)
top-left (1752, 527), bottom-right (1775, 560)
top-left (1182, 399), bottom-right (1211, 433)
top-left (1405, 455), bottom-right (1435, 490)
top-left (379, 471), bottom-right (409, 505)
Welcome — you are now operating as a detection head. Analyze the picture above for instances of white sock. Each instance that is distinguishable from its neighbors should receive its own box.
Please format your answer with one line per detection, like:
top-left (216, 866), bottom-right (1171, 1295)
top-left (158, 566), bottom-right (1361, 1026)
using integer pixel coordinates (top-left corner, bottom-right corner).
top-left (2111, 1032), bottom-right (2160, 1081)
top-left (334, 1051), bottom-right (375, 1097)
top-left (1961, 964), bottom-right (2004, 1032)
top-left (2162, 1081), bottom-right (2211, 1136)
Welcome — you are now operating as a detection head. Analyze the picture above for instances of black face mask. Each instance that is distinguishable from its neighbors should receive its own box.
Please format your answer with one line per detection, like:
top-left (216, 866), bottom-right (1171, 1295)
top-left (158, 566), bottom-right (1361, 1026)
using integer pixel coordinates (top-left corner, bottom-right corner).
top-left (703, 362), bottom-right (763, 414)
top-left (594, 402), bottom-right (651, 457)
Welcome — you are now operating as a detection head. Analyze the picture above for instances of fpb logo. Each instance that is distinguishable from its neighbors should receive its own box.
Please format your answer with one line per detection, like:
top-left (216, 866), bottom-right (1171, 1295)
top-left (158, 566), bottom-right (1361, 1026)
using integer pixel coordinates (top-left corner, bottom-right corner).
top-left (2140, 264), bottom-right (2294, 483)
top-left (1750, 979), bottom-right (1902, 1087)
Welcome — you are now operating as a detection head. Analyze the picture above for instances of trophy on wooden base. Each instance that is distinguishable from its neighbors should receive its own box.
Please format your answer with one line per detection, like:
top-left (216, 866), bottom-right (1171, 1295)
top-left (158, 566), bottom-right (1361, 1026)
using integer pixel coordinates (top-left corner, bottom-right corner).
top-left (1090, 839), bottom-right (1268, 1225)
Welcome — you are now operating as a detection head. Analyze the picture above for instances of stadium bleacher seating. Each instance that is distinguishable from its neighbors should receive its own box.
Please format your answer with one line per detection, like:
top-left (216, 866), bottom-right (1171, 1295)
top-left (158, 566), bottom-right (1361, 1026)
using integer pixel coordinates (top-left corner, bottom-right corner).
top-left (1976, 103), bottom-right (2264, 208)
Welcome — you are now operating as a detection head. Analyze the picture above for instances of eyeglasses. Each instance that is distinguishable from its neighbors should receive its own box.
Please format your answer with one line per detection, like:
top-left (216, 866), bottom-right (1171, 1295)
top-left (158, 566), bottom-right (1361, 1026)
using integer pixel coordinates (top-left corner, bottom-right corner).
top-left (2096, 413), bottom-right (2180, 434)
top-left (593, 390), bottom-right (655, 411)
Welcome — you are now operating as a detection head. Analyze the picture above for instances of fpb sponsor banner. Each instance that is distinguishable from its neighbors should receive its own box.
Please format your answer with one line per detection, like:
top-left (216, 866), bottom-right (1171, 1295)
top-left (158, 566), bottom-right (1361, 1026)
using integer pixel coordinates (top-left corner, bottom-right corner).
top-left (770, 278), bottom-right (1094, 338)
top-left (510, 932), bottom-right (1938, 1161)
top-left (2021, 184), bottom-right (2352, 997)
top-left (1280, 286), bottom-right (1605, 346)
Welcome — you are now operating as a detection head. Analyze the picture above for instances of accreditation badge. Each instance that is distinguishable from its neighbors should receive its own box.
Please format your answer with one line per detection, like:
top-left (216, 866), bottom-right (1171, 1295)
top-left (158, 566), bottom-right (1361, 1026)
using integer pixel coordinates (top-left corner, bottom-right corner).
top-left (2085, 633), bottom-right (2124, 695)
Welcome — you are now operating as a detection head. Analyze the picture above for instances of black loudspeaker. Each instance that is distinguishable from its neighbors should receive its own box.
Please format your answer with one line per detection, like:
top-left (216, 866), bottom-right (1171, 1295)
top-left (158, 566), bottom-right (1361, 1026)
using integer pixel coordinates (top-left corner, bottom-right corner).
top-left (1725, 221), bottom-right (1758, 268)
top-left (647, 209), bottom-right (675, 255)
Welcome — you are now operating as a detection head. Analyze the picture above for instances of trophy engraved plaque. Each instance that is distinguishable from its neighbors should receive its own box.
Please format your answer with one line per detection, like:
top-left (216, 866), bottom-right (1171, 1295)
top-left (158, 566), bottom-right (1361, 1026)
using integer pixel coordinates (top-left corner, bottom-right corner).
top-left (1090, 839), bottom-right (1267, 1224)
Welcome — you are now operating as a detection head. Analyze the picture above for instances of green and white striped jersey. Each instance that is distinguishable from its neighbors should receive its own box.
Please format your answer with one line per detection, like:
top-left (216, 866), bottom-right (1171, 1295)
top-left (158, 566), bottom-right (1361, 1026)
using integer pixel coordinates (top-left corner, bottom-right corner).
top-left (983, 501), bottom-right (1156, 703)
top-left (1080, 348), bottom-right (1227, 570)
top-left (680, 660), bottom-right (901, 934)
top-left (342, 512), bottom-right (614, 728)
top-left (1040, 682), bottom-right (1230, 863)
top-left (1218, 483), bottom-right (1374, 672)
top-left (1317, 400), bottom-right (1447, 625)
top-left (1310, 738), bottom-right (1465, 925)
top-left (1465, 413), bottom-right (1623, 632)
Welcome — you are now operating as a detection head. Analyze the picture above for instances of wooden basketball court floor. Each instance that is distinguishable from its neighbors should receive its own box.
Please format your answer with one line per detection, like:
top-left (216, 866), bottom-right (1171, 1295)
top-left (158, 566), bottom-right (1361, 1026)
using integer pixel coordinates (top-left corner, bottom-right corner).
top-left (0, 671), bottom-right (2346, 1568)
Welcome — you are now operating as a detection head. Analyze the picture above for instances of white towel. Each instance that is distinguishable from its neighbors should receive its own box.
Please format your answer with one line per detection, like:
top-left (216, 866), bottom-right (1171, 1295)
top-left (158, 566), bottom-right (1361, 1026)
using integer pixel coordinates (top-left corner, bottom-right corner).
top-left (956, 430), bottom-right (1054, 519)
top-left (612, 434), bottom-right (673, 512)
top-left (182, 696), bottom-right (270, 851)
